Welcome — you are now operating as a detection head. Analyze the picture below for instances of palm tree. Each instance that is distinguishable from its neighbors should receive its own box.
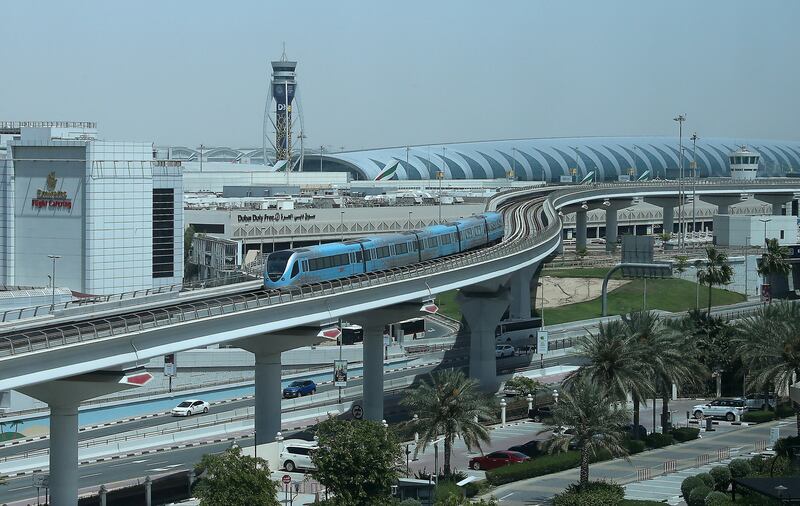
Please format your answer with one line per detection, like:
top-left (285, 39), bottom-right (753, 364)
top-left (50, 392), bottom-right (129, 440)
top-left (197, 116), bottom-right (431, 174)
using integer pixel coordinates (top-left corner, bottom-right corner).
top-left (540, 376), bottom-right (631, 487)
top-left (401, 368), bottom-right (495, 476)
top-left (757, 238), bottom-right (791, 301)
top-left (625, 311), bottom-right (705, 430)
top-left (695, 246), bottom-right (734, 315)
top-left (566, 319), bottom-right (654, 433)
top-left (733, 302), bottom-right (800, 435)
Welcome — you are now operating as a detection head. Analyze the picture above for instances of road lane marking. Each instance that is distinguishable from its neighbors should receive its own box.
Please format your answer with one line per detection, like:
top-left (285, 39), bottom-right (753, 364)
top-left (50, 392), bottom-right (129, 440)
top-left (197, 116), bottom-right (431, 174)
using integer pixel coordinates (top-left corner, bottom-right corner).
top-left (9, 486), bottom-right (31, 491)
top-left (81, 472), bottom-right (103, 478)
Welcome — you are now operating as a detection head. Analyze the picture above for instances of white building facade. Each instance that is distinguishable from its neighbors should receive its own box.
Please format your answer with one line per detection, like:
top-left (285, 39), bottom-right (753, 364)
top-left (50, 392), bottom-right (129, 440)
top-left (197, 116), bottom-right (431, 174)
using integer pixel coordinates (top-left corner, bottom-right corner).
top-left (0, 122), bottom-right (183, 295)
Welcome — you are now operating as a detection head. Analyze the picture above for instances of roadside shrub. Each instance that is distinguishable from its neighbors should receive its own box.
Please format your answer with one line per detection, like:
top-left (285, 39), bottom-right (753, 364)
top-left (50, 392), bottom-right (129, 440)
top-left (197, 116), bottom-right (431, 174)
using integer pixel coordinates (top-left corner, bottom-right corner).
top-left (644, 432), bottom-right (675, 449)
top-left (709, 466), bottom-right (731, 491)
top-left (553, 481), bottom-right (624, 506)
top-left (742, 410), bottom-right (775, 423)
top-left (704, 490), bottom-right (729, 505)
top-left (776, 402), bottom-right (794, 418)
top-left (696, 472), bottom-right (715, 489)
top-left (434, 481), bottom-right (461, 502)
top-left (681, 475), bottom-right (704, 499)
top-left (463, 480), bottom-right (485, 498)
top-left (727, 458), bottom-right (751, 479)
top-left (688, 485), bottom-right (711, 506)
top-left (671, 427), bottom-right (700, 442)
top-left (625, 438), bottom-right (646, 454)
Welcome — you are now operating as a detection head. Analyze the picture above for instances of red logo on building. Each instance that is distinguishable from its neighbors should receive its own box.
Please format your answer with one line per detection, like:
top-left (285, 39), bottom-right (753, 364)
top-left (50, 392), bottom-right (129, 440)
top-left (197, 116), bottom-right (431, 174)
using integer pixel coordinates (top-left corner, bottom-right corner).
top-left (31, 171), bottom-right (73, 210)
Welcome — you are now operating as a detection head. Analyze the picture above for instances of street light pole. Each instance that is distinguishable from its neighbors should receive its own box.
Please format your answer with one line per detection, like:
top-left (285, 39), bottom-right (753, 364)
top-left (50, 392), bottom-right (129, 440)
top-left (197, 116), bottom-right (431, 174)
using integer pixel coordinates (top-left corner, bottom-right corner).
top-left (690, 132), bottom-right (698, 239)
top-left (47, 255), bottom-right (61, 309)
top-left (319, 145), bottom-right (324, 172)
top-left (340, 211), bottom-right (345, 242)
top-left (674, 114), bottom-right (686, 252)
top-left (759, 218), bottom-right (771, 246)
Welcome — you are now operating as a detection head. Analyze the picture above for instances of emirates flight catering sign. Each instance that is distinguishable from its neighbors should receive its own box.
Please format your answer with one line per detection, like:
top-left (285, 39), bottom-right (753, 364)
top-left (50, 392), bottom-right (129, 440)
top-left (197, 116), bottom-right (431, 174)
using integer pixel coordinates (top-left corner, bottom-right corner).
top-left (31, 172), bottom-right (72, 210)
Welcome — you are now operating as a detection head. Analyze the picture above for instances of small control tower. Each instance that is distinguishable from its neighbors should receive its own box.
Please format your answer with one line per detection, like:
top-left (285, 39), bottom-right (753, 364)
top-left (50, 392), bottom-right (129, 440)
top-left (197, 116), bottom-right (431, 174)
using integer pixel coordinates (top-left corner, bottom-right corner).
top-left (728, 146), bottom-right (759, 180)
top-left (263, 47), bottom-right (304, 171)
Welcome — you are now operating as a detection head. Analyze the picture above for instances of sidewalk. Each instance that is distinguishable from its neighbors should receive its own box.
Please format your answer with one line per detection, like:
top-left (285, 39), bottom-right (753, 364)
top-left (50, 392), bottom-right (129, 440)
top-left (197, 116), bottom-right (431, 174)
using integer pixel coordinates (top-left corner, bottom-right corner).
top-left (480, 419), bottom-right (787, 505)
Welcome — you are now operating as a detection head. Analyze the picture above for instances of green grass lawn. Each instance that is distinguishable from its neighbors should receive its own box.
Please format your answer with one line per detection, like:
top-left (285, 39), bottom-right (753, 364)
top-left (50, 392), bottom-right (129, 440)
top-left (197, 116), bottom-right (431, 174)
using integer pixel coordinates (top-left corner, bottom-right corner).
top-left (434, 266), bottom-right (745, 324)
top-left (543, 277), bottom-right (744, 325)
top-left (0, 432), bottom-right (24, 442)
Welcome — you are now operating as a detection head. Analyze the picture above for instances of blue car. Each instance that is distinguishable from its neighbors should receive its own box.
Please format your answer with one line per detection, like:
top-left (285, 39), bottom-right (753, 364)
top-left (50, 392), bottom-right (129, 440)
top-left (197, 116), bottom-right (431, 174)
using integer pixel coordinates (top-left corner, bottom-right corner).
top-left (283, 380), bottom-right (317, 398)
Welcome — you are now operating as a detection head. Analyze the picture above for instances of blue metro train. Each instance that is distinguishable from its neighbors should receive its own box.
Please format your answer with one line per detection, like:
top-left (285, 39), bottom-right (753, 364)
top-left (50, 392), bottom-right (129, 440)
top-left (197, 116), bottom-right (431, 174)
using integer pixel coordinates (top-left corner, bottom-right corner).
top-left (264, 212), bottom-right (504, 288)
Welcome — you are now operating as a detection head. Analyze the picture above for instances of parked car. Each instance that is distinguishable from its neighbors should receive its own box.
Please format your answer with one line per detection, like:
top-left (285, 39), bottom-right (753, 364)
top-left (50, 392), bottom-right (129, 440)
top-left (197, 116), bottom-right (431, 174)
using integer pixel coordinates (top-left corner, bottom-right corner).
top-left (469, 450), bottom-right (529, 471)
top-left (171, 399), bottom-right (209, 417)
top-left (508, 440), bottom-right (542, 458)
top-left (692, 398), bottom-right (748, 421)
top-left (280, 440), bottom-right (318, 472)
top-left (623, 423), bottom-right (648, 440)
top-left (495, 345), bottom-right (515, 359)
top-left (745, 393), bottom-right (777, 410)
top-left (527, 405), bottom-right (554, 422)
top-left (283, 380), bottom-right (317, 398)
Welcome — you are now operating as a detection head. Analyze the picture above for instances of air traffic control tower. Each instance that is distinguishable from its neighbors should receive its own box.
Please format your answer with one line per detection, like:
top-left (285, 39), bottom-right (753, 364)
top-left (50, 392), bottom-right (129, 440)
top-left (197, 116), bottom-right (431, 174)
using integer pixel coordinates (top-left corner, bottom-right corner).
top-left (263, 51), bottom-right (299, 170)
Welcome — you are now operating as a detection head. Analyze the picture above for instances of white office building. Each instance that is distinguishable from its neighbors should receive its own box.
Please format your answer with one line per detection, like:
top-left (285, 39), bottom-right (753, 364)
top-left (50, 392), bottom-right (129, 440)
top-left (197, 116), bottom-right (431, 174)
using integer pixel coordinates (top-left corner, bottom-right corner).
top-left (0, 121), bottom-right (183, 295)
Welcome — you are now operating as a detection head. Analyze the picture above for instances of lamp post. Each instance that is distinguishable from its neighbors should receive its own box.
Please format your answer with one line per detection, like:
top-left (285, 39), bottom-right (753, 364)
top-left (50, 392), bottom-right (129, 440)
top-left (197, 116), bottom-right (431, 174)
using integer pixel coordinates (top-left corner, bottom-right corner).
top-left (759, 217), bottom-right (771, 246)
top-left (436, 169), bottom-right (444, 224)
top-left (408, 211), bottom-right (413, 230)
top-left (340, 211), bottom-right (345, 242)
top-left (553, 389), bottom-right (559, 404)
top-left (47, 255), bottom-right (61, 309)
top-left (690, 133), bottom-right (699, 237)
top-left (319, 145), bottom-right (324, 172)
top-left (673, 114), bottom-right (686, 252)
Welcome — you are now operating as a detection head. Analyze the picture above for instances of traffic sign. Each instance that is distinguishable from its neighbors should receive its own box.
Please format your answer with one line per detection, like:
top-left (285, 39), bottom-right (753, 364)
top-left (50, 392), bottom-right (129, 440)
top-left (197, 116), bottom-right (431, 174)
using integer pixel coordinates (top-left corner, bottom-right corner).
top-left (119, 371), bottom-right (153, 386)
top-left (352, 404), bottom-right (363, 419)
top-left (32, 473), bottom-right (49, 488)
top-left (282, 474), bottom-right (292, 484)
top-left (318, 327), bottom-right (341, 340)
top-left (419, 302), bottom-right (439, 314)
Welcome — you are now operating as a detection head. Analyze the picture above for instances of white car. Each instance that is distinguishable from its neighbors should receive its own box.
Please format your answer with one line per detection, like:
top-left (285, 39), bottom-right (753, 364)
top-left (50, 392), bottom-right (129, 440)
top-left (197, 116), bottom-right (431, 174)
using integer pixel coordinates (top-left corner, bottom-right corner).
top-left (495, 345), bottom-right (515, 359)
top-left (692, 398), bottom-right (747, 421)
top-left (171, 399), bottom-right (210, 417)
top-left (280, 439), bottom-right (318, 472)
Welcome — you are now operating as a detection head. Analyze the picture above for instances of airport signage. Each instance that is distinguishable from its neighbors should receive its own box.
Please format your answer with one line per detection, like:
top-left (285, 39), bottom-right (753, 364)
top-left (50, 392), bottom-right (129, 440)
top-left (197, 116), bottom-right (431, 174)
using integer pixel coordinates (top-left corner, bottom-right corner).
top-left (31, 172), bottom-right (73, 210)
top-left (333, 359), bottom-right (348, 387)
top-left (237, 212), bottom-right (317, 223)
top-left (164, 353), bottom-right (177, 377)
top-left (537, 330), bottom-right (549, 354)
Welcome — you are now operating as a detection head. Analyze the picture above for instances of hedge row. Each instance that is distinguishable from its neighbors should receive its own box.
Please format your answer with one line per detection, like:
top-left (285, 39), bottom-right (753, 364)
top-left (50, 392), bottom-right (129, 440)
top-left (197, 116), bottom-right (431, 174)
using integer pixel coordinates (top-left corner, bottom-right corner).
top-left (486, 449), bottom-right (614, 486)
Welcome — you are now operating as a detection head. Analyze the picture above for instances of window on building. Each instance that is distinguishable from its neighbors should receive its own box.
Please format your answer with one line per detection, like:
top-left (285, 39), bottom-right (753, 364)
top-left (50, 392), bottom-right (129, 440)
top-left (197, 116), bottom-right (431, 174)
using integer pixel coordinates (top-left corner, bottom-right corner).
top-left (153, 189), bottom-right (175, 278)
top-left (780, 230), bottom-right (785, 239)
top-left (192, 223), bottom-right (224, 234)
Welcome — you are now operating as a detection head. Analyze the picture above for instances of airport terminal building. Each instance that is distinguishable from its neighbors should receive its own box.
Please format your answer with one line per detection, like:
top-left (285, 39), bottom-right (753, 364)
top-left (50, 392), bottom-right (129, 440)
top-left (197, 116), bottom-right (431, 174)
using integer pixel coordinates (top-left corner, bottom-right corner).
top-left (0, 122), bottom-right (183, 296)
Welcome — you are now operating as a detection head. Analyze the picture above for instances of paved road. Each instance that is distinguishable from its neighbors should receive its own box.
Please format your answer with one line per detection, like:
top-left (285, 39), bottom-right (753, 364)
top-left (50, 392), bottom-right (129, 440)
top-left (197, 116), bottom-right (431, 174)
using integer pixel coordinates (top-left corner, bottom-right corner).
top-left (480, 418), bottom-right (789, 505)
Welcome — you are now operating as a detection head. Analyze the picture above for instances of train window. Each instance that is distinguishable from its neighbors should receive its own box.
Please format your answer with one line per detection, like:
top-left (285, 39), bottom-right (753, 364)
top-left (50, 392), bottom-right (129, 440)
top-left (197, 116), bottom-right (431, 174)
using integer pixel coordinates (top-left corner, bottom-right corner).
top-left (375, 246), bottom-right (390, 258)
top-left (290, 262), bottom-right (300, 278)
top-left (396, 243), bottom-right (408, 254)
top-left (303, 260), bottom-right (309, 270)
top-left (441, 234), bottom-right (451, 245)
top-left (340, 254), bottom-right (348, 265)
top-left (411, 242), bottom-right (417, 251)
top-left (355, 250), bottom-right (363, 262)
top-left (364, 249), bottom-right (372, 261)
top-left (426, 237), bottom-right (438, 248)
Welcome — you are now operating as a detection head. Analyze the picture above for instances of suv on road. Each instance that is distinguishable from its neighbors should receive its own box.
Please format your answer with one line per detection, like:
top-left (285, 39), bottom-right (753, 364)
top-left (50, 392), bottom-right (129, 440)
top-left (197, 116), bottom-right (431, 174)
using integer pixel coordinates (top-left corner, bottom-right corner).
top-left (692, 398), bottom-right (748, 421)
top-left (280, 440), bottom-right (318, 472)
top-left (495, 345), bottom-right (515, 359)
top-left (745, 393), bottom-right (777, 411)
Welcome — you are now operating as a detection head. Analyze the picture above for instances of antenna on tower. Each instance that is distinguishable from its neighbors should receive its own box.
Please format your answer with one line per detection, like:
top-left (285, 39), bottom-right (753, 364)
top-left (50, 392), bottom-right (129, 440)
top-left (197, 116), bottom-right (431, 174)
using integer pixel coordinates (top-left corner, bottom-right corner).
top-left (280, 42), bottom-right (287, 62)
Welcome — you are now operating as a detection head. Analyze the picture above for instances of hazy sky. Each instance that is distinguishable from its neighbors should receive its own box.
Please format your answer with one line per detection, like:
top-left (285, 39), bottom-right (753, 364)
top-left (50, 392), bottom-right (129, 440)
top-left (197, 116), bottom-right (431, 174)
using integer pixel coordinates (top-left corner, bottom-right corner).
top-left (3, 1), bottom-right (798, 150)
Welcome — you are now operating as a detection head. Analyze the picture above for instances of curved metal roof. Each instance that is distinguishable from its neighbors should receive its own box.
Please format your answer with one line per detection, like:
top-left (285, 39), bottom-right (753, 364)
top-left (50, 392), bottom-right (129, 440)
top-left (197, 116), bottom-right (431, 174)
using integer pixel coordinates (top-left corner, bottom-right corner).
top-left (319, 136), bottom-right (800, 181)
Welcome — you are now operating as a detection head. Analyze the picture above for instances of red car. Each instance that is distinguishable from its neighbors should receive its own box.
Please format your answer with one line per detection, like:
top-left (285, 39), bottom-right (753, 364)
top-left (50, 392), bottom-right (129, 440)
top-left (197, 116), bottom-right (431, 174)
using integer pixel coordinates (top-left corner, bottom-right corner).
top-left (469, 450), bottom-right (530, 470)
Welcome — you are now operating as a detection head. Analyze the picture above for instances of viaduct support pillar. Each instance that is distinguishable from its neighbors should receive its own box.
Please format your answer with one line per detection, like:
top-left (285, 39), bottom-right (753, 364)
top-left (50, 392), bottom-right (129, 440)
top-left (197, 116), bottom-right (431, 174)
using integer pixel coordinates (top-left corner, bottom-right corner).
top-left (19, 371), bottom-right (153, 506)
top-left (605, 209), bottom-right (618, 251)
top-left (575, 211), bottom-right (587, 251)
top-left (457, 287), bottom-right (510, 392)
top-left (50, 402), bottom-right (79, 505)
top-left (754, 194), bottom-right (795, 216)
top-left (254, 351), bottom-right (282, 443)
top-left (509, 264), bottom-right (539, 320)
top-left (348, 303), bottom-right (425, 421)
top-left (363, 332), bottom-right (384, 421)
top-left (238, 330), bottom-right (334, 443)
top-left (644, 197), bottom-right (678, 235)
top-left (699, 195), bottom-right (741, 215)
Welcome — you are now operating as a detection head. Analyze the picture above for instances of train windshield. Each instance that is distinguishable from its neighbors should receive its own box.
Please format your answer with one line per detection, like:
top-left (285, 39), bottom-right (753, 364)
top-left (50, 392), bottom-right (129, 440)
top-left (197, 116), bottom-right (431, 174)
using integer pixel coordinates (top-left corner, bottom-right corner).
top-left (266, 251), bottom-right (293, 282)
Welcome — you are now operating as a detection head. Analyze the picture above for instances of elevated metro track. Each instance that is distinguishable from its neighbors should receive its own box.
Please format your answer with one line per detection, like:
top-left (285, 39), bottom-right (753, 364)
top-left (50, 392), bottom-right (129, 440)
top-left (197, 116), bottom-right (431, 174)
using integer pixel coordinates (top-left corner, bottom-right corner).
top-left (1, 180), bottom-right (799, 392)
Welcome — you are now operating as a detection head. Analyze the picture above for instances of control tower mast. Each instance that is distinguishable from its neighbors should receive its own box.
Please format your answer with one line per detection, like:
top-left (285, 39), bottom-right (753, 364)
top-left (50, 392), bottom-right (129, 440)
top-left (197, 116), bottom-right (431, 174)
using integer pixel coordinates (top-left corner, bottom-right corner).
top-left (263, 47), bottom-right (304, 171)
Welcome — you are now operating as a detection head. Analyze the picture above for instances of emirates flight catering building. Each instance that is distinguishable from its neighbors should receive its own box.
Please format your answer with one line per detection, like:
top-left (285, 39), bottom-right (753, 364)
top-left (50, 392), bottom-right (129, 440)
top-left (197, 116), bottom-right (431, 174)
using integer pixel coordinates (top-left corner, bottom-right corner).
top-left (0, 122), bottom-right (183, 295)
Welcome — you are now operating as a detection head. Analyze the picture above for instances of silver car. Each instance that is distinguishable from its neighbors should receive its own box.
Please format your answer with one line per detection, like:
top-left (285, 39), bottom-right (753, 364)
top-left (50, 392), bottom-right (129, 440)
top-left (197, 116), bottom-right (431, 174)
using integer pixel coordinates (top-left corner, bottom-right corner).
top-left (692, 398), bottom-right (747, 421)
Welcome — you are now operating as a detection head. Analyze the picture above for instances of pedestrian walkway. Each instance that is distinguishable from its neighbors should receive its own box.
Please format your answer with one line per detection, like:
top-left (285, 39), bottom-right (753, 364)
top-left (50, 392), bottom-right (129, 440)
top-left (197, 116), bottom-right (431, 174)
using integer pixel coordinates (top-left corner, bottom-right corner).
top-left (480, 419), bottom-right (788, 505)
